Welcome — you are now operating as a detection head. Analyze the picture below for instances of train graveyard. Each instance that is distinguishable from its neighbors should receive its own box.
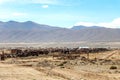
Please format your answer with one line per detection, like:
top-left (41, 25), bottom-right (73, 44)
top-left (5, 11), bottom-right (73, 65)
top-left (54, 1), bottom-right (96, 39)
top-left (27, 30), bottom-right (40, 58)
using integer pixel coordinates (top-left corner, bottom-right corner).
top-left (0, 47), bottom-right (119, 80)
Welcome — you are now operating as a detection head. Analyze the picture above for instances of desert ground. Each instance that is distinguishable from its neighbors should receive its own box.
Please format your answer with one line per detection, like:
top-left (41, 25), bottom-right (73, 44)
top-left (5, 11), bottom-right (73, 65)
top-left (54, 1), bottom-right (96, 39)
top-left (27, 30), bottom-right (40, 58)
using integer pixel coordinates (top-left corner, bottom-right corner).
top-left (0, 47), bottom-right (119, 80)
top-left (0, 42), bottom-right (120, 48)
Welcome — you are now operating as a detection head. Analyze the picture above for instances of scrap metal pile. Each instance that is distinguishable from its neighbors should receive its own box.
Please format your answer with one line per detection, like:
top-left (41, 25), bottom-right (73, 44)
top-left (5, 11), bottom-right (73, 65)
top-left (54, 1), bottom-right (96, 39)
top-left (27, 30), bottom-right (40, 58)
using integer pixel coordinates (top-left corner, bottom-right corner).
top-left (0, 47), bottom-right (109, 60)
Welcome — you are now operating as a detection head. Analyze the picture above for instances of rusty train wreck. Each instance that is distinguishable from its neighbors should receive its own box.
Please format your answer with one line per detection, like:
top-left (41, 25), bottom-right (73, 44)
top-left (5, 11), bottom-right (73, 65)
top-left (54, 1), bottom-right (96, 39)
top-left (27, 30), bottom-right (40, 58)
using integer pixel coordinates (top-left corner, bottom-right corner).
top-left (0, 47), bottom-right (109, 60)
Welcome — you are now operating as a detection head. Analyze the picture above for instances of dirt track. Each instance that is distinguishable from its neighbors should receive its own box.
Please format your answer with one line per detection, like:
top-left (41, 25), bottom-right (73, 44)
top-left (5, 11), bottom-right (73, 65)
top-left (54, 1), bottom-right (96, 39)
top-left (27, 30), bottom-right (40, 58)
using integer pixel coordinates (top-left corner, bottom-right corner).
top-left (0, 63), bottom-right (66, 80)
top-left (0, 62), bottom-right (119, 80)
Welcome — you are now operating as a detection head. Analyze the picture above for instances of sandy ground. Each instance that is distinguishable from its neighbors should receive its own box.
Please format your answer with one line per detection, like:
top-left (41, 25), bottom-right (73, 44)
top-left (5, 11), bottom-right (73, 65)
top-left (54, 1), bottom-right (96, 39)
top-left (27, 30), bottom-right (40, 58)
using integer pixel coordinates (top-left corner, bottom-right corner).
top-left (0, 63), bottom-right (66, 80)
top-left (0, 50), bottom-right (120, 80)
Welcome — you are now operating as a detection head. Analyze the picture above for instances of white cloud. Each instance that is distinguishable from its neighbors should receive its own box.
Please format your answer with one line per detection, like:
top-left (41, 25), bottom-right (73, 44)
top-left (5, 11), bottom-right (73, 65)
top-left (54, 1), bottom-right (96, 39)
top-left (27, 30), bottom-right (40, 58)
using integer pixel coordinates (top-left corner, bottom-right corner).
top-left (31, 0), bottom-right (58, 4)
top-left (12, 12), bottom-right (27, 16)
top-left (41, 5), bottom-right (49, 8)
top-left (0, 12), bottom-right (27, 20)
top-left (0, 0), bottom-right (58, 5)
top-left (0, 0), bottom-right (14, 4)
top-left (0, 0), bottom-right (5, 4)
top-left (75, 22), bottom-right (96, 27)
top-left (75, 18), bottom-right (120, 28)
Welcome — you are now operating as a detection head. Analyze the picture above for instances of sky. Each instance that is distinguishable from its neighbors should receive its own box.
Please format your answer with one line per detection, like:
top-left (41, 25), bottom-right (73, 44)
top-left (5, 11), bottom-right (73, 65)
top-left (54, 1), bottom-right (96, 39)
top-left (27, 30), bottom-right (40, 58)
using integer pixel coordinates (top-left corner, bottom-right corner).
top-left (0, 0), bottom-right (120, 28)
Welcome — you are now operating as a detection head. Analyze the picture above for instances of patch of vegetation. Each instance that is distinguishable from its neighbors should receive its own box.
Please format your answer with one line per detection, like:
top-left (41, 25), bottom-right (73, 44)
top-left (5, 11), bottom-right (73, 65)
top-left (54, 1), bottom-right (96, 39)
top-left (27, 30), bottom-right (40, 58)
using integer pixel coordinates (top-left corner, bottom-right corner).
top-left (58, 61), bottom-right (67, 67)
top-left (110, 66), bottom-right (117, 70)
top-left (61, 66), bottom-right (65, 68)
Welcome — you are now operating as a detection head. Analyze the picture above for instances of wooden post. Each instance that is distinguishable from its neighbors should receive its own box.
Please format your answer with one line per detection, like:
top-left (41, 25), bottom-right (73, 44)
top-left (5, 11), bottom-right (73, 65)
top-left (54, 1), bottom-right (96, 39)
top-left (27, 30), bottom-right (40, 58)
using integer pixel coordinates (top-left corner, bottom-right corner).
top-left (1, 51), bottom-right (5, 61)
top-left (0, 54), bottom-right (1, 61)
top-left (87, 50), bottom-right (89, 60)
top-left (87, 53), bottom-right (89, 60)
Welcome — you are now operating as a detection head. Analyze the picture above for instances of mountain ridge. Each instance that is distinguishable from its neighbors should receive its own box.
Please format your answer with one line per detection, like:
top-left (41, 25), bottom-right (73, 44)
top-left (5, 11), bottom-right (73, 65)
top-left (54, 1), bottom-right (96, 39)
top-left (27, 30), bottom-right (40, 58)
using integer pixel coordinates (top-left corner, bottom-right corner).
top-left (71, 25), bottom-right (107, 30)
top-left (0, 21), bottom-right (120, 42)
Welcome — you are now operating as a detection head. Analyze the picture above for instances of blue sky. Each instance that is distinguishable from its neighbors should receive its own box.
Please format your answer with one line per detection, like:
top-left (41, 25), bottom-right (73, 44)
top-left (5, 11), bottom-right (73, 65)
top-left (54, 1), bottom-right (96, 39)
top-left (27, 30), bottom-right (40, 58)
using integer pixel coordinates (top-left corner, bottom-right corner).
top-left (0, 0), bottom-right (120, 28)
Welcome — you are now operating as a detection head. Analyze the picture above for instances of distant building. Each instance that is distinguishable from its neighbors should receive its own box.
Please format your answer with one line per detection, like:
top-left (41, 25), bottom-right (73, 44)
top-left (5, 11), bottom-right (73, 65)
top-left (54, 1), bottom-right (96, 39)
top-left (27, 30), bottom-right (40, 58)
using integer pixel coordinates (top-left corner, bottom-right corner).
top-left (78, 46), bottom-right (89, 49)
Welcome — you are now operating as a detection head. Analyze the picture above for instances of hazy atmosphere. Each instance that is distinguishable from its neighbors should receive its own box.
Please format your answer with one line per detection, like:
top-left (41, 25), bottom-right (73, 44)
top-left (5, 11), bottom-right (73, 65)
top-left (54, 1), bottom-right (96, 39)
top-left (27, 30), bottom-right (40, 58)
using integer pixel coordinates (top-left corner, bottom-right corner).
top-left (0, 0), bottom-right (120, 28)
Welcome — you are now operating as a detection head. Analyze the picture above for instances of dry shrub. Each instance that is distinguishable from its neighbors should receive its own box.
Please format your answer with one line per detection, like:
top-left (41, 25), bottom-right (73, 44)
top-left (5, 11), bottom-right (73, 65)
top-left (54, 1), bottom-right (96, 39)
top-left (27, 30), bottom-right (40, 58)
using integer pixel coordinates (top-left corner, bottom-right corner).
top-left (110, 66), bottom-right (117, 70)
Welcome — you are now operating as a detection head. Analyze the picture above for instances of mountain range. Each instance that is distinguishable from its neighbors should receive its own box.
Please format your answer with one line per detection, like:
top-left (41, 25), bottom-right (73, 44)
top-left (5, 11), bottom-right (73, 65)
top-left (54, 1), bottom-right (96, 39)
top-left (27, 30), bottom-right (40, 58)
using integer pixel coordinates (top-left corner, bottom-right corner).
top-left (0, 21), bottom-right (120, 43)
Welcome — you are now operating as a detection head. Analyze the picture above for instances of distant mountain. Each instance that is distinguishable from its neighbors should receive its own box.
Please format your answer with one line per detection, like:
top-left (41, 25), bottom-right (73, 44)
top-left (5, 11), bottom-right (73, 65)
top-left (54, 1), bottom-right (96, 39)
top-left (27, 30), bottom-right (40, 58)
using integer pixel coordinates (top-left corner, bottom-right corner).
top-left (0, 21), bottom-right (59, 31)
top-left (0, 21), bottom-right (120, 42)
top-left (71, 25), bottom-right (104, 30)
top-left (71, 25), bottom-right (87, 30)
